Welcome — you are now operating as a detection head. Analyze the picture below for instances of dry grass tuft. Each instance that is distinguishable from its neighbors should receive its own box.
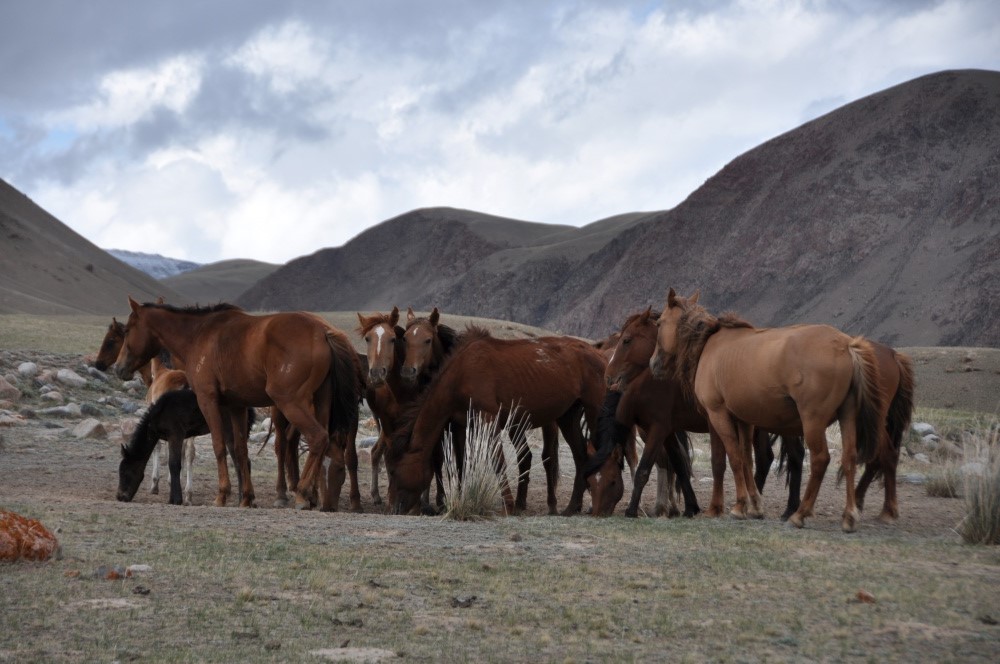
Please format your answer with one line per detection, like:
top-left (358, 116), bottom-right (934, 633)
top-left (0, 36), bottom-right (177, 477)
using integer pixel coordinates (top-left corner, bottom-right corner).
top-left (958, 420), bottom-right (1000, 545)
top-left (441, 406), bottom-right (529, 521)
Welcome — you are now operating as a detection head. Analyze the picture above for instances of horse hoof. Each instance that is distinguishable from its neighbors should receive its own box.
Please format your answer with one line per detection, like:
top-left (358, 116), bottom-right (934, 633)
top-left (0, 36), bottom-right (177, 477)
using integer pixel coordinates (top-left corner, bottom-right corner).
top-left (683, 508), bottom-right (699, 519)
top-left (294, 497), bottom-right (312, 511)
top-left (274, 498), bottom-right (288, 508)
top-left (351, 504), bottom-right (363, 514)
top-left (624, 509), bottom-right (638, 519)
top-left (878, 510), bottom-right (898, 524)
top-left (787, 513), bottom-right (805, 529)
top-left (841, 510), bottom-right (859, 533)
top-left (214, 497), bottom-right (227, 507)
top-left (705, 505), bottom-right (724, 518)
top-left (371, 495), bottom-right (383, 506)
top-left (729, 507), bottom-right (747, 520)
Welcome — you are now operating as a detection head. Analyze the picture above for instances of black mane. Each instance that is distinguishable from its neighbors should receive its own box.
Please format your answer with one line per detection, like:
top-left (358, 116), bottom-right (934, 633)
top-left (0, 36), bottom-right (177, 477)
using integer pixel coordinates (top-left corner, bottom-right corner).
top-left (144, 301), bottom-right (242, 315)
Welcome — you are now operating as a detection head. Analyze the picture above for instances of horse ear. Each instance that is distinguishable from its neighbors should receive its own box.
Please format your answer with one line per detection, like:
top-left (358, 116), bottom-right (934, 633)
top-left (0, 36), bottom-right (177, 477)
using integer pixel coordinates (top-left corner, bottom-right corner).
top-left (429, 307), bottom-right (439, 326)
top-left (390, 306), bottom-right (400, 326)
top-left (120, 443), bottom-right (128, 459)
top-left (112, 317), bottom-right (118, 325)
top-left (128, 296), bottom-right (141, 313)
top-left (666, 288), bottom-right (678, 308)
top-left (356, 312), bottom-right (366, 327)
top-left (689, 290), bottom-right (700, 305)
top-left (641, 306), bottom-right (652, 321)
top-left (406, 306), bottom-right (416, 323)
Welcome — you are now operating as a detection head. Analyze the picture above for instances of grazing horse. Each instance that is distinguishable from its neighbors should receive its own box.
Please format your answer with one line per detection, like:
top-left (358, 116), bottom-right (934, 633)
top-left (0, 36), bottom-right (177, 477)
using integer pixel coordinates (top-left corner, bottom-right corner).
top-left (112, 298), bottom-right (362, 509)
top-left (143, 369), bottom-right (191, 497)
top-left (650, 289), bottom-right (882, 532)
top-left (117, 389), bottom-right (255, 505)
top-left (587, 308), bottom-right (704, 518)
top-left (389, 327), bottom-right (605, 516)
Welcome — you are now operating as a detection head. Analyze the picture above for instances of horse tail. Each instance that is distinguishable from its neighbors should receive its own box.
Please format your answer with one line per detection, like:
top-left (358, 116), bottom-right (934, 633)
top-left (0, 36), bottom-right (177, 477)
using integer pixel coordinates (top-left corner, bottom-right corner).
top-left (887, 351), bottom-right (915, 454)
top-left (674, 430), bottom-right (692, 478)
top-left (847, 337), bottom-right (883, 466)
top-left (583, 390), bottom-right (628, 477)
top-left (325, 331), bottom-right (362, 437)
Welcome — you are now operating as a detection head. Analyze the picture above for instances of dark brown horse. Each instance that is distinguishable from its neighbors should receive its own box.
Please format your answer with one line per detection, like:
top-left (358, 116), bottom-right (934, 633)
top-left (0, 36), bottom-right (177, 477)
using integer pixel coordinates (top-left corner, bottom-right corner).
top-left (112, 298), bottom-right (362, 509)
top-left (389, 327), bottom-right (606, 516)
top-left (117, 389), bottom-right (254, 506)
top-left (588, 308), bottom-right (704, 517)
top-left (650, 289), bottom-right (883, 532)
top-left (357, 307), bottom-right (412, 506)
top-left (94, 318), bottom-right (152, 385)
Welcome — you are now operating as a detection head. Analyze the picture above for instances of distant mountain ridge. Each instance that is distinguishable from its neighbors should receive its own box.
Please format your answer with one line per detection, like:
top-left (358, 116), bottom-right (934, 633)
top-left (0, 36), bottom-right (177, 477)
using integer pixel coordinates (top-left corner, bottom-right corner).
top-left (238, 70), bottom-right (1000, 347)
top-left (106, 249), bottom-right (201, 280)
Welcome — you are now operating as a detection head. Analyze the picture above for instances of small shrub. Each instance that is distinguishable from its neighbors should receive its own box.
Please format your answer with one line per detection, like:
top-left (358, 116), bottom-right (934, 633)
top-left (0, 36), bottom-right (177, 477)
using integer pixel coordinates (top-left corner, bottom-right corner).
top-left (441, 405), bottom-right (529, 521)
top-left (958, 421), bottom-right (1000, 545)
top-left (926, 462), bottom-right (963, 498)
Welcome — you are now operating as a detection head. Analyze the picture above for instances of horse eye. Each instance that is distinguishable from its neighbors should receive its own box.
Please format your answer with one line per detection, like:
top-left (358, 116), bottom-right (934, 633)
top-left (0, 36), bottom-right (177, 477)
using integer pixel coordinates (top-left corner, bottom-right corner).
top-left (424, 339), bottom-right (432, 345)
top-left (365, 335), bottom-right (370, 343)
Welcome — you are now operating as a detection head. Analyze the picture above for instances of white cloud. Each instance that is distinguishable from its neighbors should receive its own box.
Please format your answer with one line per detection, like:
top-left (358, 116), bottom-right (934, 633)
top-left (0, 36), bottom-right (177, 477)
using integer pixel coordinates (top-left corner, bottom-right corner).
top-left (7, 1), bottom-right (1000, 264)
top-left (45, 55), bottom-right (203, 132)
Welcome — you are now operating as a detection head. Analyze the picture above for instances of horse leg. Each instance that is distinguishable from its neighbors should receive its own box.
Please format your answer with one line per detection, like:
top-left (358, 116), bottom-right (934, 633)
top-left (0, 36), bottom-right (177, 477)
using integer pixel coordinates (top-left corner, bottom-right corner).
top-left (272, 409), bottom-right (290, 507)
top-left (370, 433), bottom-right (385, 506)
top-left (228, 408), bottom-right (256, 508)
top-left (557, 408), bottom-right (588, 516)
top-left (167, 433), bottom-right (183, 505)
top-left (665, 432), bottom-right (700, 518)
top-left (182, 437), bottom-right (195, 506)
top-left (788, 422), bottom-right (831, 529)
top-left (625, 441), bottom-right (657, 518)
top-left (541, 423), bottom-right (559, 515)
top-left (781, 436), bottom-right (804, 521)
top-left (738, 421), bottom-right (763, 518)
top-left (880, 443), bottom-right (901, 523)
top-left (322, 433), bottom-right (347, 512)
top-left (706, 427), bottom-right (727, 517)
top-left (838, 402), bottom-right (862, 533)
top-left (753, 428), bottom-right (774, 493)
top-left (855, 462), bottom-right (876, 514)
top-left (511, 427), bottom-right (532, 513)
top-left (196, 396), bottom-right (232, 507)
top-left (705, 413), bottom-right (751, 518)
top-left (345, 420), bottom-right (362, 513)
top-left (625, 428), bottom-right (639, 482)
top-left (654, 449), bottom-right (678, 517)
top-left (279, 401), bottom-right (332, 510)
top-left (149, 440), bottom-right (161, 494)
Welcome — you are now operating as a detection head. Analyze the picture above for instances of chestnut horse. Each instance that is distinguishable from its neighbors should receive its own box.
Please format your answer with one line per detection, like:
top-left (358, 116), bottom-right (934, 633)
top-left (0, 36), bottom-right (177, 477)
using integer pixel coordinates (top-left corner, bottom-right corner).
top-left (112, 298), bottom-right (362, 509)
top-left (118, 389), bottom-right (255, 505)
top-left (357, 307), bottom-right (420, 506)
top-left (650, 289), bottom-right (882, 532)
top-left (94, 318), bottom-right (152, 385)
top-left (389, 327), bottom-right (605, 516)
top-left (754, 340), bottom-right (914, 524)
top-left (587, 308), bottom-right (705, 517)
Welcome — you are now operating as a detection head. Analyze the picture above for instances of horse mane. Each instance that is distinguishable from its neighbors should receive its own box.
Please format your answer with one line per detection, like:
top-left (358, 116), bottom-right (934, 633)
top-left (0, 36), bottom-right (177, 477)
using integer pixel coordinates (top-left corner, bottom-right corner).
top-left (583, 391), bottom-right (628, 477)
top-left (673, 305), bottom-right (753, 396)
top-left (145, 301), bottom-right (242, 315)
top-left (121, 389), bottom-right (195, 461)
top-left (357, 311), bottom-right (398, 336)
top-left (622, 309), bottom-right (661, 331)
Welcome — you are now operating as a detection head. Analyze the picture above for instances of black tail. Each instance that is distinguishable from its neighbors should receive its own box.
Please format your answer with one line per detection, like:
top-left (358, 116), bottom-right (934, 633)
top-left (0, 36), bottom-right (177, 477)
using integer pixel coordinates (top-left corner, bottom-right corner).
top-left (583, 390), bottom-right (628, 477)
top-left (326, 332), bottom-right (362, 437)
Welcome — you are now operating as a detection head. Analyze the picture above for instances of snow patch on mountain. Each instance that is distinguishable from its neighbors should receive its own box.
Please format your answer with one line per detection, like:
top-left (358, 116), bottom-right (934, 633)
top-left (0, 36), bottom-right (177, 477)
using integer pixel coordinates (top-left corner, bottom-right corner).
top-left (107, 249), bottom-right (201, 280)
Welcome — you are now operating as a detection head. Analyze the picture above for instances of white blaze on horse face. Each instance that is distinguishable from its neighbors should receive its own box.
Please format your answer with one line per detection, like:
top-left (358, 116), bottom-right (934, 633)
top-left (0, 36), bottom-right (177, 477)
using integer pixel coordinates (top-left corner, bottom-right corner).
top-left (375, 325), bottom-right (385, 356)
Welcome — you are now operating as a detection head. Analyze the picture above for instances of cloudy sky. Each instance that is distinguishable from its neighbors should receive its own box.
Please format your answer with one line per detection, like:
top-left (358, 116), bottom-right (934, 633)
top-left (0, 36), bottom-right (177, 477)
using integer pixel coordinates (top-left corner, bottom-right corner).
top-left (2, 1), bottom-right (998, 264)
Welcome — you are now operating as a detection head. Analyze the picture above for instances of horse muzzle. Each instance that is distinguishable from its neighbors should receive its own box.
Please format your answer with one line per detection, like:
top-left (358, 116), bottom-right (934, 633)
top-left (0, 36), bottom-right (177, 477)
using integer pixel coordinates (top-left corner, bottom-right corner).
top-left (399, 366), bottom-right (418, 383)
top-left (367, 367), bottom-right (388, 387)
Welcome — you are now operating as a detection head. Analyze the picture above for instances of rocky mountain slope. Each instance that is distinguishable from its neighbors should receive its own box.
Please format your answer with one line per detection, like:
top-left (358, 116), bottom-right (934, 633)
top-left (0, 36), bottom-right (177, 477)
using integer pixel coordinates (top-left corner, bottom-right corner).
top-left (105, 249), bottom-right (200, 280)
top-left (161, 259), bottom-right (280, 305)
top-left (237, 69), bottom-right (1000, 347)
top-left (0, 179), bottom-right (183, 315)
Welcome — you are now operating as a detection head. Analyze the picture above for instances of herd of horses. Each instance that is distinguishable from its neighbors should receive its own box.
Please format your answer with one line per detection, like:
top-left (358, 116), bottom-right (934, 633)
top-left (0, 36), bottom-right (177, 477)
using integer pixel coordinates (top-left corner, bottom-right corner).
top-left (95, 290), bottom-right (914, 533)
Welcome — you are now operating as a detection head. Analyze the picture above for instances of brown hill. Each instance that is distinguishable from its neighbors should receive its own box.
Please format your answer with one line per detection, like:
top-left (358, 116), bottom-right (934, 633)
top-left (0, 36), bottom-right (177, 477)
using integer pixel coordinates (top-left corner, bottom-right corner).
top-left (0, 178), bottom-right (184, 315)
top-left (238, 69), bottom-right (1000, 347)
top-left (161, 259), bottom-right (280, 305)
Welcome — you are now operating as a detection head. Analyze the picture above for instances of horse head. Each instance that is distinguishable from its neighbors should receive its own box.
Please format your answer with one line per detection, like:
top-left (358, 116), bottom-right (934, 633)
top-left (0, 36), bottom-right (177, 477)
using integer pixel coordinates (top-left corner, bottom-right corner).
top-left (112, 297), bottom-right (162, 380)
top-left (357, 306), bottom-right (403, 387)
top-left (93, 318), bottom-right (125, 371)
top-left (117, 443), bottom-right (144, 502)
top-left (606, 307), bottom-right (659, 391)
top-left (650, 288), bottom-right (699, 378)
top-left (400, 307), bottom-right (442, 384)
top-left (584, 390), bottom-right (628, 516)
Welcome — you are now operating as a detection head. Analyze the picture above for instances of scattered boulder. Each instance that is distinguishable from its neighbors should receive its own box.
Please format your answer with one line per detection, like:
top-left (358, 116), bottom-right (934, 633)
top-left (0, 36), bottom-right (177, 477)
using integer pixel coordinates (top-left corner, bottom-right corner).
top-left (912, 422), bottom-right (936, 437)
top-left (40, 391), bottom-right (65, 404)
top-left (80, 403), bottom-right (102, 417)
top-left (36, 403), bottom-right (82, 418)
top-left (0, 411), bottom-right (28, 427)
top-left (86, 367), bottom-right (109, 382)
top-left (0, 377), bottom-right (20, 403)
top-left (0, 510), bottom-right (60, 562)
top-left (17, 362), bottom-right (39, 378)
top-left (73, 418), bottom-right (107, 440)
top-left (55, 369), bottom-right (87, 389)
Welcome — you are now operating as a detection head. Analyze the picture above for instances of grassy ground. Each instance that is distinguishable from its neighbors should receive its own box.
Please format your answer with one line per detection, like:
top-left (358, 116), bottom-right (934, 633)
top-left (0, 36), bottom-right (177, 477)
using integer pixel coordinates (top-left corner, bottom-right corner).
top-left (2, 315), bottom-right (999, 662)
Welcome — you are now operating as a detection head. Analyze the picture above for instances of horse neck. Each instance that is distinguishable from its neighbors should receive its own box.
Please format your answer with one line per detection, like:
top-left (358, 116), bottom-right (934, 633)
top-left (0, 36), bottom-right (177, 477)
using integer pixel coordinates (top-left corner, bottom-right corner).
top-left (408, 385), bottom-right (455, 463)
top-left (123, 414), bottom-right (159, 465)
top-left (143, 307), bottom-right (220, 367)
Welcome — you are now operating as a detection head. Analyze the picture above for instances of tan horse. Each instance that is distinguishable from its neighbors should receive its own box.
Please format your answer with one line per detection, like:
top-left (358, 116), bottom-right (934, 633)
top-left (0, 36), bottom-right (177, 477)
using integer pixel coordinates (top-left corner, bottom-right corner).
top-left (650, 289), bottom-right (883, 532)
top-left (112, 298), bottom-right (362, 509)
